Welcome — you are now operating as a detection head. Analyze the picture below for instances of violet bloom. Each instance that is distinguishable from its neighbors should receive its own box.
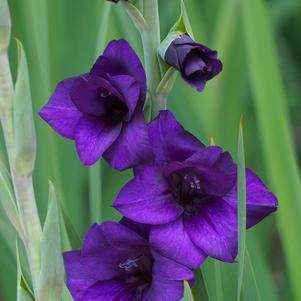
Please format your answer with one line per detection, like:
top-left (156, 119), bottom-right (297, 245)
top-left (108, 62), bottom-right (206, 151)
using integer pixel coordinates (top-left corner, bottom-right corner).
top-left (114, 111), bottom-right (278, 268)
top-left (64, 220), bottom-right (194, 301)
top-left (39, 39), bottom-right (151, 170)
top-left (164, 34), bottom-right (222, 92)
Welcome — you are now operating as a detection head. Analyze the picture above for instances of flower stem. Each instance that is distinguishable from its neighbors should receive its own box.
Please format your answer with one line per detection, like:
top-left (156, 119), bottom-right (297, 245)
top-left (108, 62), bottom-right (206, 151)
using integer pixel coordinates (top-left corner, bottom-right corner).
top-left (0, 89), bottom-right (42, 297)
top-left (141, 0), bottom-right (163, 118)
top-left (0, 1), bottom-right (42, 293)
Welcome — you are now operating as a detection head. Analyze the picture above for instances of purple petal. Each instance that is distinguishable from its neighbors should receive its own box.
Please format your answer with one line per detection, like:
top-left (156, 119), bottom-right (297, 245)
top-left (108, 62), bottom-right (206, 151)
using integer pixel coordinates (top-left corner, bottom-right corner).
top-left (119, 217), bottom-right (150, 240)
top-left (91, 39), bottom-right (146, 102)
top-left (106, 75), bottom-right (140, 121)
top-left (148, 110), bottom-right (205, 164)
top-left (79, 225), bottom-right (128, 281)
top-left (70, 75), bottom-right (122, 116)
top-left (114, 166), bottom-right (183, 224)
top-left (104, 112), bottom-right (154, 170)
top-left (185, 197), bottom-right (237, 262)
top-left (81, 279), bottom-right (137, 301)
top-left (64, 251), bottom-right (93, 301)
top-left (206, 58), bottom-right (223, 79)
top-left (75, 115), bottom-right (122, 166)
top-left (150, 218), bottom-right (207, 269)
top-left (151, 250), bottom-right (194, 281)
top-left (99, 221), bottom-right (148, 248)
top-left (145, 277), bottom-right (184, 301)
top-left (183, 147), bottom-right (237, 196)
top-left (64, 250), bottom-right (133, 301)
top-left (184, 52), bottom-right (207, 77)
top-left (39, 77), bottom-right (82, 139)
top-left (224, 169), bottom-right (278, 228)
top-left (185, 77), bottom-right (206, 92)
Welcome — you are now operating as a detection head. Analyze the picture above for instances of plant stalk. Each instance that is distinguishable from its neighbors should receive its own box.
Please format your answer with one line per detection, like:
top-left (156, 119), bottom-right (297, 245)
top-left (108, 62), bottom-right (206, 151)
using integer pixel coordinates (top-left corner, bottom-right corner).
top-left (141, 0), bottom-right (163, 118)
top-left (0, 3), bottom-right (42, 293)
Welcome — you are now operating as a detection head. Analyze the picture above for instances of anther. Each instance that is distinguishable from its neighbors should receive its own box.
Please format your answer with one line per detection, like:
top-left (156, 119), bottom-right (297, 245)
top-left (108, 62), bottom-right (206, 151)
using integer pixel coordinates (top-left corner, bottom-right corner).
top-left (119, 255), bottom-right (142, 272)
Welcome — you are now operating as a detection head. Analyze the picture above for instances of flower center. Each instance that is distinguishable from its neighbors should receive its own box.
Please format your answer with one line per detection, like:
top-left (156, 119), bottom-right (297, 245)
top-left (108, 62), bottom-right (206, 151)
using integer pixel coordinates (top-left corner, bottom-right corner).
top-left (169, 170), bottom-right (210, 215)
top-left (100, 88), bottom-right (129, 123)
top-left (118, 253), bottom-right (153, 297)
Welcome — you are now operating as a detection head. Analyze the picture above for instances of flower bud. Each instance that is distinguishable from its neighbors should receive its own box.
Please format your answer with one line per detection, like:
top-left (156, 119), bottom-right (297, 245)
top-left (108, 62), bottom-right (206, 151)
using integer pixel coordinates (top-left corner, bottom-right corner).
top-left (159, 33), bottom-right (223, 92)
top-left (14, 40), bottom-right (36, 176)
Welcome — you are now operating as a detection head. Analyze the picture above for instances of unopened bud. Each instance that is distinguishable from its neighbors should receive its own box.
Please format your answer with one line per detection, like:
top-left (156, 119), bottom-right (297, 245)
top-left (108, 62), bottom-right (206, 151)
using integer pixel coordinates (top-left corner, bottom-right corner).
top-left (14, 40), bottom-right (36, 176)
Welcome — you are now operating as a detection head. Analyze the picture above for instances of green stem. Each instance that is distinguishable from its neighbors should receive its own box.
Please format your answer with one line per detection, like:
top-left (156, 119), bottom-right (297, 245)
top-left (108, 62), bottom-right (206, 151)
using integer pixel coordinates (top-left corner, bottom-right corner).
top-left (89, 164), bottom-right (102, 222)
top-left (142, 0), bottom-right (162, 118)
top-left (155, 67), bottom-right (178, 108)
top-left (88, 2), bottom-right (112, 224)
top-left (0, 41), bottom-right (42, 297)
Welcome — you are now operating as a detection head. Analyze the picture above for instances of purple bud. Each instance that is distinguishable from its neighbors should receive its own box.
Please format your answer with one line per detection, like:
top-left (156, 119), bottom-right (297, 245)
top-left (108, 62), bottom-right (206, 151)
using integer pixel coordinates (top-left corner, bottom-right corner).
top-left (164, 34), bottom-right (223, 92)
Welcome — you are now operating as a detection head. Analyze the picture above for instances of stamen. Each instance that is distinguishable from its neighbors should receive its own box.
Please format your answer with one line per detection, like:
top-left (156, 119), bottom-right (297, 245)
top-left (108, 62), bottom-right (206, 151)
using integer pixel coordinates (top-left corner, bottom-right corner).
top-left (119, 255), bottom-right (142, 272)
top-left (192, 176), bottom-right (201, 190)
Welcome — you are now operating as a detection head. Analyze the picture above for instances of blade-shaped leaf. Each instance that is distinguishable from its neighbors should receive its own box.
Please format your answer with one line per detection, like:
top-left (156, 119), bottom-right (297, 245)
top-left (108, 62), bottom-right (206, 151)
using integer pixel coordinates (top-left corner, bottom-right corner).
top-left (181, 280), bottom-right (195, 301)
top-left (241, 0), bottom-right (301, 299)
top-left (59, 201), bottom-right (82, 250)
top-left (237, 117), bottom-right (246, 300)
top-left (192, 269), bottom-right (210, 301)
top-left (171, 0), bottom-right (194, 38)
top-left (243, 248), bottom-right (262, 301)
top-left (0, 160), bottom-right (24, 239)
top-left (13, 39), bottom-right (36, 176)
top-left (37, 181), bottom-right (64, 301)
top-left (214, 261), bottom-right (223, 301)
top-left (62, 284), bottom-right (73, 301)
top-left (16, 242), bottom-right (34, 301)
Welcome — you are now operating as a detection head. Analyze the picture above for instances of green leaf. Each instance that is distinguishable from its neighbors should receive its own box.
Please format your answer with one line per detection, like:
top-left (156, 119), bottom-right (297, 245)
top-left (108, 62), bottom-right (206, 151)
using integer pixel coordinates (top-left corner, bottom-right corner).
top-left (16, 242), bottom-right (34, 301)
top-left (155, 67), bottom-right (178, 108)
top-left (242, 248), bottom-right (262, 301)
top-left (171, 0), bottom-right (194, 39)
top-left (13, 39), bottom-right (36, 176)
top-left (181, 280), bottom-right (195, 301)
top-left (62, 284), bottom-right (73, 301)
top-left (122, 1), bottom-right (148, 33)
top-left (0, 160), bottom-right (24, 239)
top-left (237, 117), bottom-right (246, 301)
top-left (247, 233), bottom-right (280, 301)
top-left (59, 201), bottom-right (82, 250)
top-left (37, 181), bottom-right (64, 301)
top-left (214, 261), bottom-right (223, 301)
top-left (192, 269), bottom-right (210, 301)
top-left (95, 2), bottom-right (112, 59)
top-left (241, 0), bottom-right (301, 300)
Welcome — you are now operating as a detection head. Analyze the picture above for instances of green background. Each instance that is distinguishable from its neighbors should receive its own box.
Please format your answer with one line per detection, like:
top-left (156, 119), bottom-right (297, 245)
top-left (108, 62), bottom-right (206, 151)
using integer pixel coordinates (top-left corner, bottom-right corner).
top-left (1, 0), bottom-right (301, 300)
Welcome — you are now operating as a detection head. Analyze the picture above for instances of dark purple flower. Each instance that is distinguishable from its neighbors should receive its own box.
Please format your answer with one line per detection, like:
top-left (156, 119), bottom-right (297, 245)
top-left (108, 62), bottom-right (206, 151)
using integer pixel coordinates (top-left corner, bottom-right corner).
top-left (39, 39), bottom-right (152, 170)
top-left (64, 220), bottom-right (194, 301)
top-left (114, 111), bottom-right (278, 268)
top-left (164, 34), bottom-right (223, 92)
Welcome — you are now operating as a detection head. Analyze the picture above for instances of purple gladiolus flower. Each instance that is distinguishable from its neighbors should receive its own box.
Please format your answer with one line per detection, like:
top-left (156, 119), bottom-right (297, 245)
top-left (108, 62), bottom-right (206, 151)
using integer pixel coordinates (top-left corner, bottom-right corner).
top-left (39, 39), bottom-right (152, 170)
top-left (114, 111), bottom-right (278, 268)
top-left (164, 34), bottom-right (223, 92)
top-left (64, 220), bottom-right (194, 301)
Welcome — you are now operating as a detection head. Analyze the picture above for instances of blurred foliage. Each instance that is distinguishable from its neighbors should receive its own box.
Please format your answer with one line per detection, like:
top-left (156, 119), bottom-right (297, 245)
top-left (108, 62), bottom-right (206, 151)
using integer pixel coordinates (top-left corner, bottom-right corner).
top-left (1, 0), bottom-right (301, 300)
